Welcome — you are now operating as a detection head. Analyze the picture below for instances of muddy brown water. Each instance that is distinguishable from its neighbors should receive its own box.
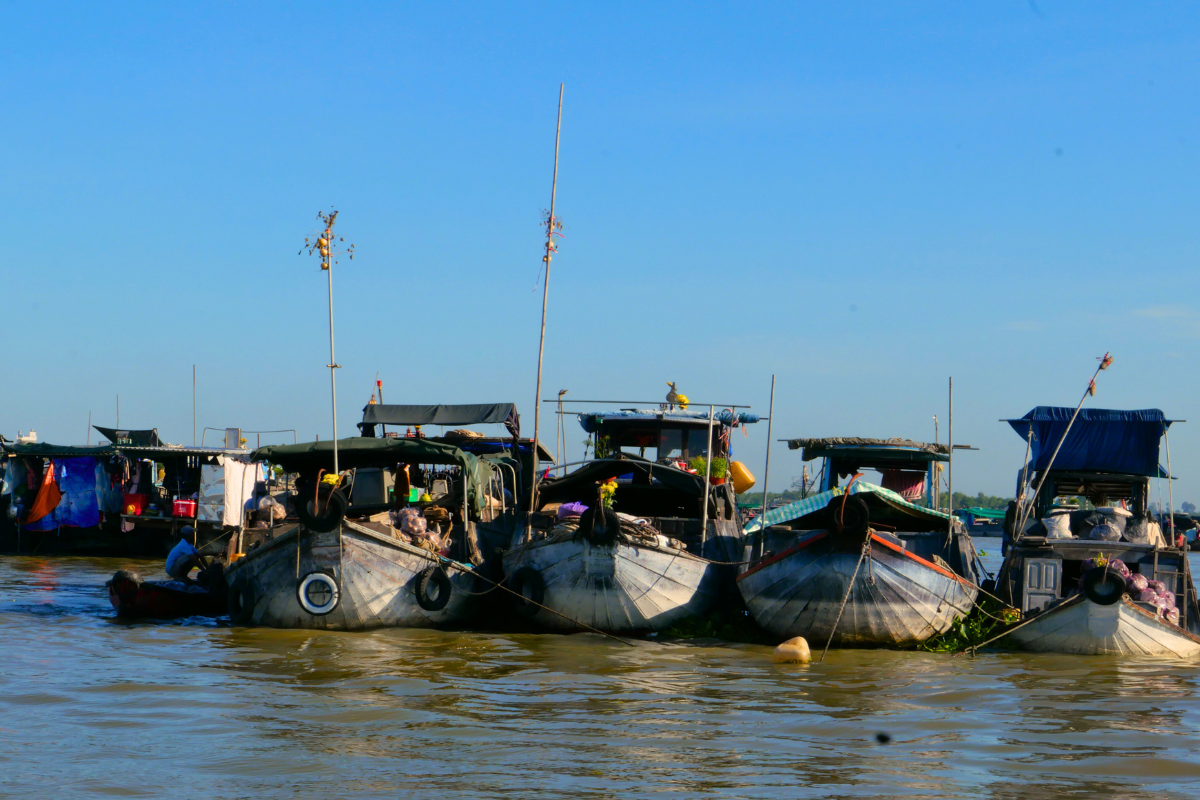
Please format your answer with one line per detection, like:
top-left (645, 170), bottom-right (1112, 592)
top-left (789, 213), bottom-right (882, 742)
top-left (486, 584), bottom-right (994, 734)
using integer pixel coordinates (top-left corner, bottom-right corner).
top-left (2, 539), bottom-right (1200, 798)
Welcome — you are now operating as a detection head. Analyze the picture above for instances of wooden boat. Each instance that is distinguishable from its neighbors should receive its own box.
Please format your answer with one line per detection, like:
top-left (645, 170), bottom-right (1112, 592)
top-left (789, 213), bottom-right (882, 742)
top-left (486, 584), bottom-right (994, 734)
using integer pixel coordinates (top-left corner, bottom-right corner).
top-left (224, 432), bottom-right (506, 631)
top-left (738, 528), bottom-right (978, 645)
top-left (737, 438), bottom-right (987, 647)
top-left (106, 569), bottom-right (226, 619)
top-left (503, 407), bottom-right (759, 633)
top-left (500, 529), bottom-right (720, 632)
top-left (996, 406), bottom-right (1200, 657)
top-left (224, 519), bottom-right (477, 630)
top-left (1005, 593), bottom-right (1200, 658)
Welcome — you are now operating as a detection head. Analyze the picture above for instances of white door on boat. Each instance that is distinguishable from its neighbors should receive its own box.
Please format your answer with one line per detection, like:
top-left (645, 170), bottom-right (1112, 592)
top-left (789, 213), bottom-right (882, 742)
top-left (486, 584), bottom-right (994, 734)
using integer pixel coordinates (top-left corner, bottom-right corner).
top-left (1023, 558), bottom-right (1061, 613)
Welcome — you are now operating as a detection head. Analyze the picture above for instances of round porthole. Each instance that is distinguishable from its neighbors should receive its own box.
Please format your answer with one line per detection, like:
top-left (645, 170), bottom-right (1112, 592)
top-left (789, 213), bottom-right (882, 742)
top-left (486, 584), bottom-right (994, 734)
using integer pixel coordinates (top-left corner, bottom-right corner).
top-left (297, 572), bottom-right (340, 616)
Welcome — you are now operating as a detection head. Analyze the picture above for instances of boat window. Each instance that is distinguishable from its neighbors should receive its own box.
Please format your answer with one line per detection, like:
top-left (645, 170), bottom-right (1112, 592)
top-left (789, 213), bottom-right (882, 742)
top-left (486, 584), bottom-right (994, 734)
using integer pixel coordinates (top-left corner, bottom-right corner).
top-left (659, 429), bottom-right (683, 459)
top-left (686, 428), bottom-right (710, 459)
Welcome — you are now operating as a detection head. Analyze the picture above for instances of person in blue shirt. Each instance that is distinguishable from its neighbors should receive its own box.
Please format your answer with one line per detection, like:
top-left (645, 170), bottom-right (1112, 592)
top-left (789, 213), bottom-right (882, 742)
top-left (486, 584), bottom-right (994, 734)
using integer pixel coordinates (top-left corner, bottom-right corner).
top-left (165, 534), bottom-right (202, 583)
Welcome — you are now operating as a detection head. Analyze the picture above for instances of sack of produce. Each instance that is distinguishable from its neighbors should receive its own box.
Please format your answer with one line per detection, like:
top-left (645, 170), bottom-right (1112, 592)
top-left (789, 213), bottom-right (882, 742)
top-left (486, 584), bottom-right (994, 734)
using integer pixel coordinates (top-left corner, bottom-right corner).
top-left (1089, 522), bottom-right (1122, 541)
top-left (1132, 587), bottom-right (1157, 602)
top-left (1127, 573), bottom-right (1149, 592)
top-left (1043, 512), bottom-right (1073, 539)
top-left (1124, 516), bottom-right (1153, 544)
top-left (1148, 579), bottom-right (1168, 595)
top-left (1158, 589), bottom-right (1177, 610)
top-left (1108, 559), bottom-right (1131, 578)
top-left (396, 507), bottom-right (428, 537)
top-left (1165, 607), bottom-right (1181, 625)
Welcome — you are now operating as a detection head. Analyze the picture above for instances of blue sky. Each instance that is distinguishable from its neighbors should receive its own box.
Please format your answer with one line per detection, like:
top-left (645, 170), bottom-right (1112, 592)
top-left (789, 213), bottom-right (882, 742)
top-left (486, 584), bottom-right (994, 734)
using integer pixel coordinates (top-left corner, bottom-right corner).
top-left (2, 2), bottom-right (1198, 503)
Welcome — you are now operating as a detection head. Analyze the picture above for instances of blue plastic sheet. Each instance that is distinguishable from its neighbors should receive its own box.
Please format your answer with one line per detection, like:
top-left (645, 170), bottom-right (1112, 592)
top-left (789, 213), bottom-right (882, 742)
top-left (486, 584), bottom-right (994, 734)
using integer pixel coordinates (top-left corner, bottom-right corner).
top-left (24, 457), bottom-right (104, 531)
top-left (1007, 407), bottom-right (1171, 477)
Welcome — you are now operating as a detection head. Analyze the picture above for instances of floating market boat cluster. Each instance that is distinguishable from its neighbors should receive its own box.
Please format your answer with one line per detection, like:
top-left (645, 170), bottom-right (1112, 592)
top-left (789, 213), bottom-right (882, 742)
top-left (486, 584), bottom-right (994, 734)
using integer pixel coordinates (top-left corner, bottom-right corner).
top-left (3, 377), bottom-right (1198, 661)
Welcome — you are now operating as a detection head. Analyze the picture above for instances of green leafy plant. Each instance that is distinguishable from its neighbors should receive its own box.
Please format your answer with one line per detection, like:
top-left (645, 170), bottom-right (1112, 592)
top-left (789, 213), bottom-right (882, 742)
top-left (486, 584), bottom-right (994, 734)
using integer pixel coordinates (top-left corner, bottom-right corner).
top-left (916, 597), bottom-right (1021, 653)
top-left (688, 456), bottom-right (728, 479)
top-left (594, 435), bottom-right (613, 459)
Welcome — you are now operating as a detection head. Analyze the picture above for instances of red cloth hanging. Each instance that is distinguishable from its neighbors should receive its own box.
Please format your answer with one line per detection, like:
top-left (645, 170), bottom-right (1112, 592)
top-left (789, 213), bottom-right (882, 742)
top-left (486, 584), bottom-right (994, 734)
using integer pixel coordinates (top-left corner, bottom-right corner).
top-left (880, 469), bottom-right (926, 501)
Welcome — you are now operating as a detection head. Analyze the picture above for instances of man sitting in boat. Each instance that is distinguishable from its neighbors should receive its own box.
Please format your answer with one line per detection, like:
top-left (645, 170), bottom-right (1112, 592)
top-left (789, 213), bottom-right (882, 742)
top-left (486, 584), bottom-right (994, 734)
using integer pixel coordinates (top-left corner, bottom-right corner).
top-left (165, 535), bottom-right (203, 583)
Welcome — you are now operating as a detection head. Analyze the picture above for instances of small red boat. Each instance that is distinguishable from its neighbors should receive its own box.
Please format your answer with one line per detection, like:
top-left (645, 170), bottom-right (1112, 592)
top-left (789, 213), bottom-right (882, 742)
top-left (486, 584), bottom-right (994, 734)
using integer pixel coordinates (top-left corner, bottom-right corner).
top-left (107, 569), bottom-right (227, 619)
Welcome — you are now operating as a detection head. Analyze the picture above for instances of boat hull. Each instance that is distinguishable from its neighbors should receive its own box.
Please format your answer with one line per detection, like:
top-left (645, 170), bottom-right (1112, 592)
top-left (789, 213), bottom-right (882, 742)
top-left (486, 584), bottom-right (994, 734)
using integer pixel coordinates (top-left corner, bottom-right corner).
top-left (1008, 595), bottom-right (1200, 658)
top-left (224, 520), bottom-right (478, 631)
top-left (502, 536), bottom-right (719, 633)
top-left (737, 532), bottom-right (979, 646)
top-left (107, 571), bottom-right (226, 619)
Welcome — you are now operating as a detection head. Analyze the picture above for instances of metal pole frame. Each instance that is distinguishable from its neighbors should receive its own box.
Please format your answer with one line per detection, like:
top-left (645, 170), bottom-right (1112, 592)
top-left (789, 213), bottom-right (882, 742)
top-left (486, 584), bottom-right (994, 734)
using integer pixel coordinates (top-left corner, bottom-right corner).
top-left (700, 404), bottom-right (715, 548)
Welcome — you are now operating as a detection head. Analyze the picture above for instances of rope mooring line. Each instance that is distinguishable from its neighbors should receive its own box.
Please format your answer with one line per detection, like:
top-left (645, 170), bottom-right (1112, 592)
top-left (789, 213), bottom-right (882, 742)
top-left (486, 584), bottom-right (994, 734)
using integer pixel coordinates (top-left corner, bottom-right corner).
top-left (428, 552), bottom-right (637, 648)
top-left (819, 538), bottom-right (871, 663)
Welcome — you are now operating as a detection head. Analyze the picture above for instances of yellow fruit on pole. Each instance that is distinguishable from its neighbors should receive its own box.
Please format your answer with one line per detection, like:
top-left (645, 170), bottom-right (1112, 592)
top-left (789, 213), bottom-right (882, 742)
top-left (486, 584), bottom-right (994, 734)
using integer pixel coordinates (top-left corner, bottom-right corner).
top-left (676, 394), bottom-right (689, 409)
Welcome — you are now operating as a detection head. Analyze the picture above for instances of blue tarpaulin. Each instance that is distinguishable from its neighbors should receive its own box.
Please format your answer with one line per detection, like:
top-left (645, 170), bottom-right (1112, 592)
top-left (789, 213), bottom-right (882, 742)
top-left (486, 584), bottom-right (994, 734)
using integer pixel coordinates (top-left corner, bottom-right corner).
top-left (24, 457), bottom-right (105, 531)
top-left (1007, 407), bottom-right (1172, 477)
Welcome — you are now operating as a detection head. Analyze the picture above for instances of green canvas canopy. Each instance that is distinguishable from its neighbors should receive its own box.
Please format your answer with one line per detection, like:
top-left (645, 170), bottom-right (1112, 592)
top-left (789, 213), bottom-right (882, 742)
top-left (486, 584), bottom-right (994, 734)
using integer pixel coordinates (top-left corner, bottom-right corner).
top-left (251, 436), bottom-right (496, 514)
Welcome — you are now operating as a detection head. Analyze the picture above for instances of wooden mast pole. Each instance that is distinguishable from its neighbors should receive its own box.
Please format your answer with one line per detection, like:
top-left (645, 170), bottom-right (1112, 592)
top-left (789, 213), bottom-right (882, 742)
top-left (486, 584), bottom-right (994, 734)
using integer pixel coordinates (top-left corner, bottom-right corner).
top-left (758, 375), bottom-right (776, 527)
top-left (947, 377), bottom-right (954, 541)
top-left (528, 84), bottom-right (564, 529)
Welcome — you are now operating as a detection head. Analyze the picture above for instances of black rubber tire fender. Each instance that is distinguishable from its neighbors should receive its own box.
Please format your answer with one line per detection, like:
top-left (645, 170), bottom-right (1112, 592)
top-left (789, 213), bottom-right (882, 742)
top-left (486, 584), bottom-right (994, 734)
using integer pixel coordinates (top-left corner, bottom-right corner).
top-left (579, 505), bottom-right (620, 546)
top-left (227, 578), bottom-right (255, 625)
top-left (832, 495), bottom-right (870, 538)
top-left (508, 566), bottom-right (545, 618)
top-left (1081, 567), bottom-right (1127, 606)
top-left (295, 486), bottom-right (348, 533)
top-left (415, 566), bottom-right (453, 612)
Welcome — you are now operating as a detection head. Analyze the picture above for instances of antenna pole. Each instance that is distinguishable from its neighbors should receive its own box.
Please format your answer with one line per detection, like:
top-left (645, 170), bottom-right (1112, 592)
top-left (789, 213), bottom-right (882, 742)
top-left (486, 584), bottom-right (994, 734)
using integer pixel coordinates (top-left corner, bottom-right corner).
top-left (193, 364), bottom-right (197, 446)
top-left (528, 83), bottom-right (563, 525)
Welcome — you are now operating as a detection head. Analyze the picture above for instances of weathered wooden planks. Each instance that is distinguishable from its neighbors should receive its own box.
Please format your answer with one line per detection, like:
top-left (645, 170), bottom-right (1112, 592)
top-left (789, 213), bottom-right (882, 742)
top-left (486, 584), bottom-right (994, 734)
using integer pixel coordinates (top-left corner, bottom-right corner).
top-left (1008, 595), bottom-right (1200, 658)
top-left (224, 520), bottom-right (478, 631)
top-left (502, 536), bottom-right (720, 633)
top-left (737, 532), bottom-right (979, 646)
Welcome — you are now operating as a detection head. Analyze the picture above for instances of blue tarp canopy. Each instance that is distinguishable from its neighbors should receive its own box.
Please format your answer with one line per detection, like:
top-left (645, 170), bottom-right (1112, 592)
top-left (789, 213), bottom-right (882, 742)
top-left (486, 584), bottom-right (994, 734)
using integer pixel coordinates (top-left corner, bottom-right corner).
top-left (1007, 407), bottom-right (1173, 477)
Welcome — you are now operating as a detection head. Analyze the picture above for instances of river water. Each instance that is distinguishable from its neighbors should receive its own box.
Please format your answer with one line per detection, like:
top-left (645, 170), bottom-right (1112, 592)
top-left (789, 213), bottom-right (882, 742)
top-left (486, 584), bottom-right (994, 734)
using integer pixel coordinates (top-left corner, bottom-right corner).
top-left (2, 539), bottom-right (1200, 799)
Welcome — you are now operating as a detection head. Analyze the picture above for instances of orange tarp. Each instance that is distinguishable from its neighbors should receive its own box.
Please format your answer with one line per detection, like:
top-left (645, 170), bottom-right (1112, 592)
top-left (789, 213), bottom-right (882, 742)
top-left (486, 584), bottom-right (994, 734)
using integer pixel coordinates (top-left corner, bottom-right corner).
top-left (26, 463), bottom-right (63, 525)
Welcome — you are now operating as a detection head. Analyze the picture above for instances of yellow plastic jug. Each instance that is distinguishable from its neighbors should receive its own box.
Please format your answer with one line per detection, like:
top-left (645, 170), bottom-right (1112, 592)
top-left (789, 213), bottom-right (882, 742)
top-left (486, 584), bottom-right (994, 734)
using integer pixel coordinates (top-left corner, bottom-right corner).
top-left (730, 461), bottom-right (756, 494)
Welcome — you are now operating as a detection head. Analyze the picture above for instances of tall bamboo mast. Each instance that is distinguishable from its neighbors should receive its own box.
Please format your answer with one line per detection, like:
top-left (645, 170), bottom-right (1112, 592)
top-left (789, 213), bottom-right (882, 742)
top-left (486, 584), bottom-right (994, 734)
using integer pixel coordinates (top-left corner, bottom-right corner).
top-left (529, 84), bottom-right (564, 521)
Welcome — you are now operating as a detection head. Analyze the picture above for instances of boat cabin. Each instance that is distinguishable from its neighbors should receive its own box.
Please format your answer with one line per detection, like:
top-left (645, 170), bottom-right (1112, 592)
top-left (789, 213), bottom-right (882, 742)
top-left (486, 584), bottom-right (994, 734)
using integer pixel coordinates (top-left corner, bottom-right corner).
top-left (746, 437), bottom-right (982, 584)
top-left (577, 408), bottom-right (758, 465)
top-left (997, 407), bottom-right (1199, 632)
top-left (530, 407), bottom-right (760, 561)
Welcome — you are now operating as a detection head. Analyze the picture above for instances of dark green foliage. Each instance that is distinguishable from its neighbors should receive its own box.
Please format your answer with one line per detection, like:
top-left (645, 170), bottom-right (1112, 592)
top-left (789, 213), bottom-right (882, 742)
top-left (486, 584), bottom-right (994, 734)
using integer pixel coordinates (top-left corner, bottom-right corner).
top-left (917, 597), bottom-right (1020, 653)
